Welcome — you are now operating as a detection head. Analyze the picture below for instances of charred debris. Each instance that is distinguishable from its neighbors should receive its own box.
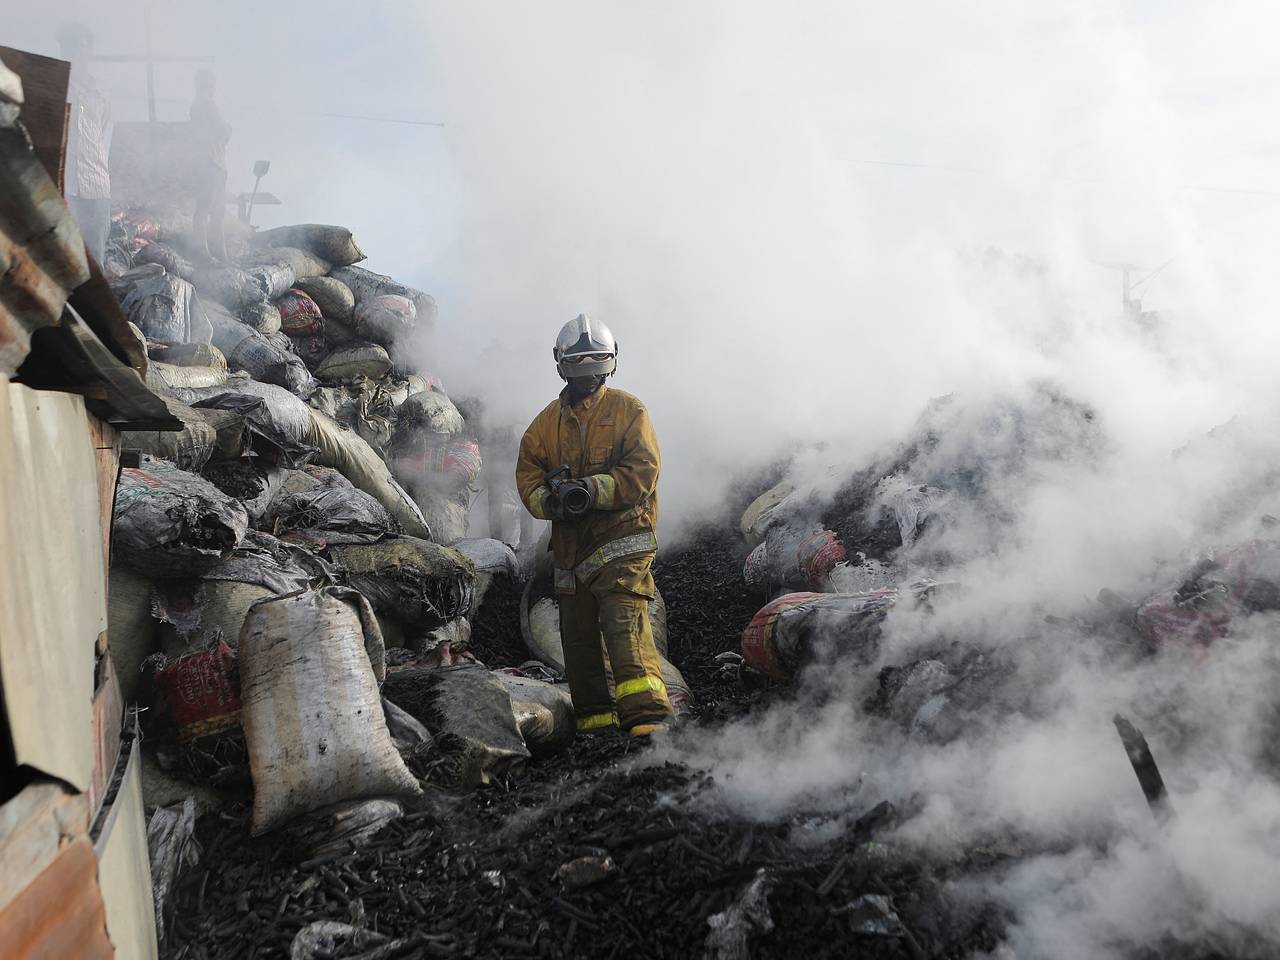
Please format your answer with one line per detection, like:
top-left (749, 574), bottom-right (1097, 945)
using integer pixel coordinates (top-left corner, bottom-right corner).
top-left (4, 54), bottom-right (1268, 960)
top-left (99, 195), bottom-right (1022, 957)
top-left (95, 207), bottom-right (1275, 960)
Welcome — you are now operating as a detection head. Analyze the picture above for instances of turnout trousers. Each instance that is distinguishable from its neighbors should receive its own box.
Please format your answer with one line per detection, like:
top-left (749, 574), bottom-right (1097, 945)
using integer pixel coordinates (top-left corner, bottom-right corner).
top-left (558, 552), bottom-right (674, 731)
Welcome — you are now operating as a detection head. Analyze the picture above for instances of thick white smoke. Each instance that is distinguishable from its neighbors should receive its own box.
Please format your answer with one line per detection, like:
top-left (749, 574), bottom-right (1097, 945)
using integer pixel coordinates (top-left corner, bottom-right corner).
top-left (658, 373), bottom-right (1280, 956)
top-left (407, 2), bottom-right (1280, 542)
top-left (396, 9), bottom-right (1280, 955)
top-left (4, 0), bottom-right (458, 287)
top-left (12, 2), bottom-right (1280, 954)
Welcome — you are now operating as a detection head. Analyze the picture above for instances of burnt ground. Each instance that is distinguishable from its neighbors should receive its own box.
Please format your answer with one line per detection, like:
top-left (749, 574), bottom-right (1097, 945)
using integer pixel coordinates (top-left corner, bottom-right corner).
top-left (166, 740), bottom-right (1002, 960)
top-left (467, 573), bottom-right (529, 669)
top-left (155, 475), bottom-right (1254, 960)
top-left (657, 521), bottom-right (777, 723)
top-left (161, 520), bottom-right (1007, 960)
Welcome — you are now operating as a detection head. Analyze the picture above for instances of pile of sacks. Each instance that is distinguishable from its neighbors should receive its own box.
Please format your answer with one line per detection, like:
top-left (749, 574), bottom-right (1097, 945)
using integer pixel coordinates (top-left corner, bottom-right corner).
top-left (729, 384), bottom-right (1254, 735)
top-left (106, 211), bottom-right (481, 544)
top-left (727, 388), bottom-right (1101, 682)
top-left (725, 392), bottom-right (1031, 682)
top-left (103, 211), bottom-right (574, 856)
top-left (736, 385), bottom-right (1104, 601)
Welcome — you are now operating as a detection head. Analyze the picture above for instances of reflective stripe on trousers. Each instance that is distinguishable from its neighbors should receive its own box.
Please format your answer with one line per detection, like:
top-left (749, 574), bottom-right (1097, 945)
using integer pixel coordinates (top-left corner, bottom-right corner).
top-left (555, 530), bottom-right (659, 594)
top-left (558, 551), bottom-right (674, 729)
top-left (615, 674), bottom-right (666, 700)
top-left (575, 711), bottom-right (618, 731)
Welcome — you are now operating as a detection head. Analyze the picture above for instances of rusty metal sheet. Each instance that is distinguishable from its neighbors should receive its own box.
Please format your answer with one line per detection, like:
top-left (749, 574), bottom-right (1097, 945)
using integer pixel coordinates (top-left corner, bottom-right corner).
top-left (0, 780), bottom-right (89, 913)
top-left (18, 306), bottom-right (180, 431)
top-left (94, 733), bottom-right (157, 959)
top-left (0, 381), bottom-right (105, 791)
top-left (68, 259), bottom-right (151, 374)
top-left (0, 118), bottom-right (89, 377)
top-left (0, 47), bottom-right (70, 190)
top-left (0, 835), bottom-right (112, 959)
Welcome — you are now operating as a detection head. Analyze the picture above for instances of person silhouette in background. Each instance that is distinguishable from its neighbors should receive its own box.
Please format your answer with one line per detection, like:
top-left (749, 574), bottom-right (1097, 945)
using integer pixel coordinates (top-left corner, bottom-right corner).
top-left (455, 395), bottom-right (541, 557)
top-left (190, 68), bottom-right (231, 261)
top-left (58, 22), bottom-right (112, 263)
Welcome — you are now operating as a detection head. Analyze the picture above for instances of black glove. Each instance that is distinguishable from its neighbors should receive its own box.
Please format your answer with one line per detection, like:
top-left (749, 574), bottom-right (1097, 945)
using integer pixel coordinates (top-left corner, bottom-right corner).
top-left (544, 487), bottom-right (569, 522)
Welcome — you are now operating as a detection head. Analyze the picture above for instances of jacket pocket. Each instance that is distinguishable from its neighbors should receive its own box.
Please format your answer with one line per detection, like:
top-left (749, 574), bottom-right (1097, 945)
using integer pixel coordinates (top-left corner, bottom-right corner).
top-left (590, 445), bottom-right (612, 469)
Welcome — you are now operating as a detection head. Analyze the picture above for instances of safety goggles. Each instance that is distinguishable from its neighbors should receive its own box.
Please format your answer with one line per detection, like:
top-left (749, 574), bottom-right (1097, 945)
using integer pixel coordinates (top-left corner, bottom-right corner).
top-left (562, 352), bottom-right (614, 364)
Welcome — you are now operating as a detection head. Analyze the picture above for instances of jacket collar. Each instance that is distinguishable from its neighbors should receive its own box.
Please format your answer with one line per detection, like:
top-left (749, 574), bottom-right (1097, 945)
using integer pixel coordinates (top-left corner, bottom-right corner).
top-left (559, 382), bottom-right (607, 412)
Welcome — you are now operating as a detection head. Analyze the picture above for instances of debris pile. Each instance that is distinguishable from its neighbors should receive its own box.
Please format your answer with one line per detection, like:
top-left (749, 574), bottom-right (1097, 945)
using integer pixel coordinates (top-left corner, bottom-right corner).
top-left (167, 731), bottom-right (1003, 960)
top-left (151, 473), bottom-right (1018, 960)
top-left (98, 205), bottom-right (592, 940)
top-left (106, 217), bottom-right (1268, 959)
top-left (4, 34), bottom-right (1272, 959)
top-left (733, 385), bottom-right (1103, 600)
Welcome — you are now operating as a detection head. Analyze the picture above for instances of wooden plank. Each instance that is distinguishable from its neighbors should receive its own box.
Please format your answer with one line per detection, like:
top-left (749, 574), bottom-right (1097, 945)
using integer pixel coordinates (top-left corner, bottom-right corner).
top-left (92, 413), bottom-right (118, 658)
top-left (87, 654), bottom-right (123, 819)
top-left (0, 47), bottom-right (70, 191)
top-left (89, 413), bottom-right (121, 596)
top-left (0, 781), bottom-right (90, 913)
top-left (0, 836), bottom-right (112, 960)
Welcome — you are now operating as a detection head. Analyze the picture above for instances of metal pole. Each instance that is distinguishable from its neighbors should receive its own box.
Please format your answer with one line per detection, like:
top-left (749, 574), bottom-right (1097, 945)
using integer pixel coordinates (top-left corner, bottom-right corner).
top-left (246, 174), bottom-right (264, 225)
top-left (144, 4), bottom-right (156, 122)
top-left (1113, 714), bottom-right (1173, 825)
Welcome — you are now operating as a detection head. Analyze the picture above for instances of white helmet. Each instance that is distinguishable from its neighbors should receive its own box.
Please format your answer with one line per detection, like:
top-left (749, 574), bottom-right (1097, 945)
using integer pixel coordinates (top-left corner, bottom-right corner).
top-left (553, 313), bottom-right (618, 380)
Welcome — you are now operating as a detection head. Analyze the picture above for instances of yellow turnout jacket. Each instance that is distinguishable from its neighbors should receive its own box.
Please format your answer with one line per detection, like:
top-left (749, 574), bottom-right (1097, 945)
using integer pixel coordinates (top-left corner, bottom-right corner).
top-left (516, 384), bottom-right (660, 591)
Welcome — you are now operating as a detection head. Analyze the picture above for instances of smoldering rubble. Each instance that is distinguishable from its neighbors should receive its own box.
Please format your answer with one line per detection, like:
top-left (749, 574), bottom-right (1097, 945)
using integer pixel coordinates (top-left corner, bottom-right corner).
top-left (668, 384), bottom-right (1280, 960)
top-left (119, 295), bottom-right (1280, 959)
top-left (7, 10), bottom-right (1280, 957)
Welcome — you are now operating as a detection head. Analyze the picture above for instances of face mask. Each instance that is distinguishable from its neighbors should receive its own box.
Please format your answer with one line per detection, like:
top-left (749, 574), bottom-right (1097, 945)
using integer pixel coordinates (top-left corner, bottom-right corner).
top-left (566, 375), bottom-right (606, 403)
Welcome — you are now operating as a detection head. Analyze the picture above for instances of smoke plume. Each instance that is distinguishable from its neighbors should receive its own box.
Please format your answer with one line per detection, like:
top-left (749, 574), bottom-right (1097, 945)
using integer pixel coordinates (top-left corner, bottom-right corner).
top-left (12, 2), bottom-right (1280, 954)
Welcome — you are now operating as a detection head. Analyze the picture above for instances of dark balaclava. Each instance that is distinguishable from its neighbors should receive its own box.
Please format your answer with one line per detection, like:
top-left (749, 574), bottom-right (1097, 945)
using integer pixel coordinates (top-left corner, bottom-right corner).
top-left (566, 374), bottom-right (607, 405)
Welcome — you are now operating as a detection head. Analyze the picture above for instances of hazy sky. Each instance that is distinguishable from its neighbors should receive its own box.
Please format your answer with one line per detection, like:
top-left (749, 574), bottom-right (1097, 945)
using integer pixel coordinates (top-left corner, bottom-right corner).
top-left (8, 1), bottom-right (1280, 527)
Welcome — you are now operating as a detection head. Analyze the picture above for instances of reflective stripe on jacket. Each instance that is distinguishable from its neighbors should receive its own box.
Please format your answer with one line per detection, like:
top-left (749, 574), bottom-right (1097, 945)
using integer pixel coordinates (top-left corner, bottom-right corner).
top-left (516, 384), bottom-right (660, 577)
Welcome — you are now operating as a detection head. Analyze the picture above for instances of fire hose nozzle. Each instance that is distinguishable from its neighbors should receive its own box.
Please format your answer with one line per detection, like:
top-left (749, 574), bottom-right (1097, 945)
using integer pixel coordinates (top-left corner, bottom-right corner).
top-left (545, 465), bottom-right (592, 518)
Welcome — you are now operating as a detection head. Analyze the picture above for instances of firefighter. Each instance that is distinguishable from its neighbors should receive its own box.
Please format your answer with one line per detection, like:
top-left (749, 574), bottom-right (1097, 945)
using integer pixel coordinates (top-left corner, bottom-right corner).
top-left (190, 69), bottom-right (232, 262)
top-left (516, 315), bottom-right (674, 737)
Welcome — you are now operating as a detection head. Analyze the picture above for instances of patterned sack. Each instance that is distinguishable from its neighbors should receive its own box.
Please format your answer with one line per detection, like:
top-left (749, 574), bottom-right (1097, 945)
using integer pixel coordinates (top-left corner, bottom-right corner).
top-left (154, 637), bottom-right (241, 742)
top-left (1136, 540), bottom-right (1280, 650)
top-left (797, 529), bottom-right (847, 588)
top-left (443, 438), bottom-right (483, 487)
top-left (276, 288), bottom-right (324, 335)
top-left (352, 294), bottom-right (416, 347)
top-left (741, 590), bottom-right (898, 679)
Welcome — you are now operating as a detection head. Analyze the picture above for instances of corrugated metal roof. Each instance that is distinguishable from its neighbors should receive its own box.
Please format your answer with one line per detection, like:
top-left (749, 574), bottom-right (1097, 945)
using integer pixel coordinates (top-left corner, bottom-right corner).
top-left (0, 118), bottom-right (90, 377)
